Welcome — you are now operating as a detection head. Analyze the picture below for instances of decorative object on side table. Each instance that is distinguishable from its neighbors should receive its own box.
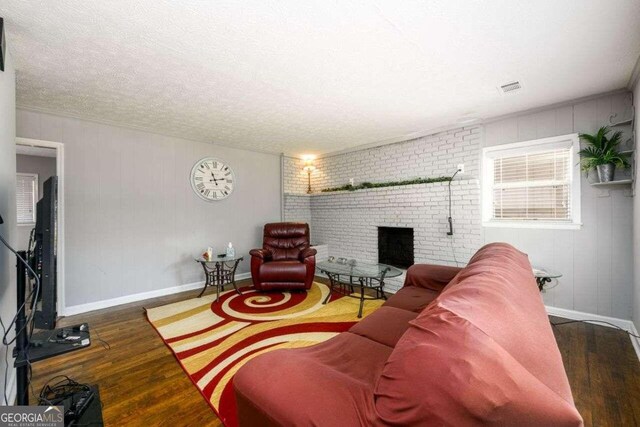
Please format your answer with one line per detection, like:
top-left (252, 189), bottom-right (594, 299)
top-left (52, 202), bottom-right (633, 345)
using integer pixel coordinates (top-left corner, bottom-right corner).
top-left (318, 259), bottom-right (402, 318)
top-left (195, 254), bottom-right (244, 301)
top-left (532, 267), bottom-right (562, 291)
top-left (578, 126), bottom-right (630, 183)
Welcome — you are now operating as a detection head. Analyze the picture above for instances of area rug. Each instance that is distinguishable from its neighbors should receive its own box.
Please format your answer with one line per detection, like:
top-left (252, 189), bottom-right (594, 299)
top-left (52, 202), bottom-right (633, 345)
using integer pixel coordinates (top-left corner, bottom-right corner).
top-left (146, 282), bottom-right (383, 426)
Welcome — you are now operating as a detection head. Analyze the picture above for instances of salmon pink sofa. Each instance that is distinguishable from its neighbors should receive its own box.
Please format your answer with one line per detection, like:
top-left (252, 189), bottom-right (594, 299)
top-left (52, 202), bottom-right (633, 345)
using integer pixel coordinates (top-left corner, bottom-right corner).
top-left (233, 243), bottom-right (583, 426)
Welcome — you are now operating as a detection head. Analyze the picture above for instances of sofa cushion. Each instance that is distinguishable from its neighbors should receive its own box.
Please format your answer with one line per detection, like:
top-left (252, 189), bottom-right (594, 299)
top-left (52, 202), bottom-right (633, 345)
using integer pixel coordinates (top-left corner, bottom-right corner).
top-left (404, 263), bottom-right (463, 292)
top-left (348, 306), bottom-right (418, 348)
top-left (374, 305), bottom-right (583, 426)
top-left (234, 332), bottom-right (392, 426)
top-left (383, 286), bottom-right (439, 312)
top-left (259, 260), bottom-right (306, 282)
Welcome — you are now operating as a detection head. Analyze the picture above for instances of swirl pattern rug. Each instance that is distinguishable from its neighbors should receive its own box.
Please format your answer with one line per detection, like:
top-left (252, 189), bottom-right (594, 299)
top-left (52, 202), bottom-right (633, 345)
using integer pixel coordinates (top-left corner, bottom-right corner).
top-left (146, 282), bottom-right (383, 426)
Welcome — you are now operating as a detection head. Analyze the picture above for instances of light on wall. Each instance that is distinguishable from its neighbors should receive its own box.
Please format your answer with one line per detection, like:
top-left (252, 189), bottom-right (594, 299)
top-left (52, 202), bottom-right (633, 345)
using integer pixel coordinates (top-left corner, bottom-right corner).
top-left (302, 157), bottom-right (316, 194)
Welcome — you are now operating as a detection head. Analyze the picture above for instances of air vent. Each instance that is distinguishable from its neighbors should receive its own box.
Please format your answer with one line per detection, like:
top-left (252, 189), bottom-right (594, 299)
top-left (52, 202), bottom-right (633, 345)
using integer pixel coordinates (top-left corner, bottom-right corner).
top-left (498, 81), bottom-right (522, 94)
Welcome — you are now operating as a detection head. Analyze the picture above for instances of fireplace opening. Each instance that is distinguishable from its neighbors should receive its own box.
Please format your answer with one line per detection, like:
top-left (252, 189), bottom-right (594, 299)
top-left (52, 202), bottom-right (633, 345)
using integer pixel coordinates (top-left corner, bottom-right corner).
top-left (378, 227), bottom-right (414, 269)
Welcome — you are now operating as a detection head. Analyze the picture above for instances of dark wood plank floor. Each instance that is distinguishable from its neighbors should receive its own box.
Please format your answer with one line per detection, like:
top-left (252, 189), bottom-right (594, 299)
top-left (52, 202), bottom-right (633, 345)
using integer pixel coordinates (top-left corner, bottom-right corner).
top-left (29, 280), bottom-right (640, 426)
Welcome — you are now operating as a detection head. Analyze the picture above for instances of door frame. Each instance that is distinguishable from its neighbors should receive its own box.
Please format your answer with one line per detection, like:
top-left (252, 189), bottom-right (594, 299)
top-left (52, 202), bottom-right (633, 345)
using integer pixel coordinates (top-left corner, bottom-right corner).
top-left (15, 137), bottom-right (66, 315)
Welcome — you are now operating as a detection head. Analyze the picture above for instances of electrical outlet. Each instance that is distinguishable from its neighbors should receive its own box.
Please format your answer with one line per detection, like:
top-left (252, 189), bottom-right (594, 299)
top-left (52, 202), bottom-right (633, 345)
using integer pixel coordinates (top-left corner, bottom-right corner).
top-left (457, 163), bottom-right (465, 173)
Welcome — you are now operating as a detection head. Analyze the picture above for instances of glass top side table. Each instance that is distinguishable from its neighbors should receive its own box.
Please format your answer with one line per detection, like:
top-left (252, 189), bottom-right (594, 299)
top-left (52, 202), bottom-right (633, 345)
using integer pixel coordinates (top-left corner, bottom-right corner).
top-left (532, 267), bottom-right (562, 291)
top-left (195, 255), bottom-right (244, 301)
top-left (317, 259), bottom-right (403, 318)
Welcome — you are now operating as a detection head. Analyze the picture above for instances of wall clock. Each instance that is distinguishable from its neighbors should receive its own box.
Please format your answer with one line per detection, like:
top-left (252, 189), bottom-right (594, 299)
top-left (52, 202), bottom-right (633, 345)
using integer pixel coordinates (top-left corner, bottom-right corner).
top-left (190, 157), bottom-right (235, 201)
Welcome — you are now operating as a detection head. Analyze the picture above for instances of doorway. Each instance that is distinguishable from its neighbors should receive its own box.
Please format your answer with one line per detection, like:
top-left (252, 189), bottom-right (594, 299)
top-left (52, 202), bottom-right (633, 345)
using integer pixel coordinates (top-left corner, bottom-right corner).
top-left (15, 138), bottom-right (66, 315)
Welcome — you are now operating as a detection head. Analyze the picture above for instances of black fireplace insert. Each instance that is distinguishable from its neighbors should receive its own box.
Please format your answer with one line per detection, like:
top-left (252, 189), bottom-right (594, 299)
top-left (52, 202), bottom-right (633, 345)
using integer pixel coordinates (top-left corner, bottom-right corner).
top-left (378, 227), bottom-right (414, 269)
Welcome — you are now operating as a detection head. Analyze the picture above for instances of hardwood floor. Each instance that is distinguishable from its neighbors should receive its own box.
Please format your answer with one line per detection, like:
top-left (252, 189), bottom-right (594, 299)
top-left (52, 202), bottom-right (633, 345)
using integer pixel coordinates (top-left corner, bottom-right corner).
top-left (29, 280), bottom-right (640, 426)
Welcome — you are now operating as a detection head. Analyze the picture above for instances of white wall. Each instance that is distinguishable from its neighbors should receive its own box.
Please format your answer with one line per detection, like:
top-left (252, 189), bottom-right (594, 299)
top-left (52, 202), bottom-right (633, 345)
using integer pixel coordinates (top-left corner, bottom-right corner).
top-left (15, 154), bottom-right (56, 250)
top-left (0, 50), bottom-right (17, 404)
top-left (633, 79), bottom-right (640, 332)
top-left (484, 91), bottom-right (634, 319)
top-left (16, 110), bottom-right (282, 309)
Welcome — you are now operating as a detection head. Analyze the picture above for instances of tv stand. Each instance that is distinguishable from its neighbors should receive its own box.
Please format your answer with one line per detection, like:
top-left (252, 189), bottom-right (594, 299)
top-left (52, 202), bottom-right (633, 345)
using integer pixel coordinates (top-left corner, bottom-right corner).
top-left (13, 251), bottom-right (93, 406)
top-left (13, 323), bottom-right (91, 367)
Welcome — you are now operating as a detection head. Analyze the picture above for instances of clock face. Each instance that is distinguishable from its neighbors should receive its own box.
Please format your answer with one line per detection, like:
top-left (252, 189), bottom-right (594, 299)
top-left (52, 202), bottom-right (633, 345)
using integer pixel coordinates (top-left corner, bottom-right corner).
top-left (190, 157), bottom-right (235, 201)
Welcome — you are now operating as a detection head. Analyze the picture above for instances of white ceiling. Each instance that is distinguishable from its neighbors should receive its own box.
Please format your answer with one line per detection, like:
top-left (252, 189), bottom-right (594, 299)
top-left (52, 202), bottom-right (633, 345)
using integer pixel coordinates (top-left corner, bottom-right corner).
top-left (1, 1), bottom-right (639, 156)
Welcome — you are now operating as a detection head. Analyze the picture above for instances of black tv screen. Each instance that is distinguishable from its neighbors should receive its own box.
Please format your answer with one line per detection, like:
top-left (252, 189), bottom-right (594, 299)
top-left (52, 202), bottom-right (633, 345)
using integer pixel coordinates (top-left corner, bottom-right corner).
top-left (34, 176), bottom-right (57, 330)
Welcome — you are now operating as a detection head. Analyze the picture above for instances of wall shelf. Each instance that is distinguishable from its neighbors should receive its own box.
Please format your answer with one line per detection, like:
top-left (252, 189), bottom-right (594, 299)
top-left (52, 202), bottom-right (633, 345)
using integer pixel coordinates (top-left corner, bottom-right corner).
top-left (591, 179), bottom-right (633, 187)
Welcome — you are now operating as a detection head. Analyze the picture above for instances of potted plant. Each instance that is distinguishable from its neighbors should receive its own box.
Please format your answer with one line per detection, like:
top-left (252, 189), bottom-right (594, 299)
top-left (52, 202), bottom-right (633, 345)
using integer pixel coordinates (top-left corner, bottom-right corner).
top-left (578, 126), bottom-right (630, 182)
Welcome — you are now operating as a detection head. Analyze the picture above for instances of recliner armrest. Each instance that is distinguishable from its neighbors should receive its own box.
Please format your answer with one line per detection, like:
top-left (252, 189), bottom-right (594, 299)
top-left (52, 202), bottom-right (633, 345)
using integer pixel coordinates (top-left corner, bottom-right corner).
top-left (250, 248), bottom-right (273, 260)
top-left (299, 247), bottom-right (317, 261)
top-left (404, 264), bottom-right (463, 292)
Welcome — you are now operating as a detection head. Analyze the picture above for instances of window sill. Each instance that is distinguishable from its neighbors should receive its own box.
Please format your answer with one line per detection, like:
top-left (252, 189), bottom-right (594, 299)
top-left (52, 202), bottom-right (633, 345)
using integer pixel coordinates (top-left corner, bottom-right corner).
top-left (482, 221), bottom-right (582, 230)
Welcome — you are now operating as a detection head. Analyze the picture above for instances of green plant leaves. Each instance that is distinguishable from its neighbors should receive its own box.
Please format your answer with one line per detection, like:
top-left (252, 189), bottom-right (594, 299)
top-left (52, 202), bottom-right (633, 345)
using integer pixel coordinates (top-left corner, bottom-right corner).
top-left (321, 176), bottom-right (451, 192)
top-left (578, 126), bottom-right (630, 171)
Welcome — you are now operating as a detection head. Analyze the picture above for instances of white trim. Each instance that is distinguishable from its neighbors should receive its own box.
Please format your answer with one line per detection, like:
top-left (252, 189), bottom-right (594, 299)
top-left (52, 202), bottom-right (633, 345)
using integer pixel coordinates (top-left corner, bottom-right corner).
top-left (546, 305), bottom-right (640, 361)
top-left (4, 367), bottom-right (16, 406)
top-left (16, 138), bottom-right (66, 316)
top-left (482, 221), bottom-right (582, 230)
top-left (482, 133), bottom-right (582, 228)
top-left (62, 272), bottom-right (251, 316)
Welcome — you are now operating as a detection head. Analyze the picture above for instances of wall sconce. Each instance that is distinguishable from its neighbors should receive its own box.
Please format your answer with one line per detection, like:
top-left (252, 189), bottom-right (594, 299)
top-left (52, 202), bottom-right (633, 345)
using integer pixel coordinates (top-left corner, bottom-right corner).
top-left (302, 158), bottom-right (316, 194)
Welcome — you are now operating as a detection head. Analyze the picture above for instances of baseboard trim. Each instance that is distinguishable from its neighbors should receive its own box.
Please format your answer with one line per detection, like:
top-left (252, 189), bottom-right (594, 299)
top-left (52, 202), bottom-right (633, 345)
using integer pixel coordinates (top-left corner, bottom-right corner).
top-left (62, 273), bottom-right (252, 317)
top-left (631, 321), bottom-right (640, 363)
top-left (546, 305), bottom-right (640, 361)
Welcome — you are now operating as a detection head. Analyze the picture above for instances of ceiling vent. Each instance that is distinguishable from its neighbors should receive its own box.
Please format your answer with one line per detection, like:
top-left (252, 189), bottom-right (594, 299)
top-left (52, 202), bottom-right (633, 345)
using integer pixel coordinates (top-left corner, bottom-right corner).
top-left (498, 81), bottom-right (522, 95)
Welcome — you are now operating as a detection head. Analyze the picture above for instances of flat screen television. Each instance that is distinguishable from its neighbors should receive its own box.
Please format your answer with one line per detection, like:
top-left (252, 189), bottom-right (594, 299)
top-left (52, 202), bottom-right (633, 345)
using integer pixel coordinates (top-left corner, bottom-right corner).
top-left (33, 176), bottom-right (58, 330)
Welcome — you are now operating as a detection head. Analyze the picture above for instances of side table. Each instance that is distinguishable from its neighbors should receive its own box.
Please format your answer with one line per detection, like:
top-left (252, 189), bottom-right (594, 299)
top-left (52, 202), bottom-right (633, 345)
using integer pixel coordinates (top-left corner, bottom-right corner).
top-left (195, 255), bottom-right (244, 301)
top-left (532, 267), bottom-right (562, 291)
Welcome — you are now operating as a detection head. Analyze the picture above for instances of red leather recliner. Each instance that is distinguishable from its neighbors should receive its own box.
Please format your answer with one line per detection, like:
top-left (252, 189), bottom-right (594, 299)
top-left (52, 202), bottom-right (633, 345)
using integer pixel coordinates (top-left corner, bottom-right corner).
top-left (250, 223), bottom-right (317, 291)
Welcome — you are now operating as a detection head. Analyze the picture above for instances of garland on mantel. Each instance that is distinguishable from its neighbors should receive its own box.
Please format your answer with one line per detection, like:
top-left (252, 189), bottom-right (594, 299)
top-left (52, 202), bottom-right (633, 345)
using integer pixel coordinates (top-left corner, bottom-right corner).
top-left (320, 176), bottom-right (451, 193)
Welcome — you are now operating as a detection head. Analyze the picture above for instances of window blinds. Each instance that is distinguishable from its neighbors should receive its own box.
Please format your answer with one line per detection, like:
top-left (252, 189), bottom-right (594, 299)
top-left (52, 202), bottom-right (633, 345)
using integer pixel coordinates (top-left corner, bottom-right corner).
top-left (492, 148), bottom-right (571, 221)
top-left (16, 173), bottom-right (38, 224)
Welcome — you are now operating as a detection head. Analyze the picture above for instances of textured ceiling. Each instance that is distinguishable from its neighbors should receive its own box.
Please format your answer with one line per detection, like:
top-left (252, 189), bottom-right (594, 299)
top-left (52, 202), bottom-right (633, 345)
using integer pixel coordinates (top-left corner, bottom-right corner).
top-left (1, 1), bottom-right (640, 156)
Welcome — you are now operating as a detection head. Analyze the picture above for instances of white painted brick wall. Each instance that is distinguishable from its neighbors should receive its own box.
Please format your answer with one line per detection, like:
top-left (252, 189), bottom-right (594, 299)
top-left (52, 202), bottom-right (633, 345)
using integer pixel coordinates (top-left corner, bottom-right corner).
top-left (309, 180), bottom-right (482, 292)
top-left (283, 194), bottom-right (312, 224)
top-left (283, 157), bottom-right (309, 194)
top-left (283, 124), bottom-right (484, 293)
top-left (311, 126), bottom-right (481, 191)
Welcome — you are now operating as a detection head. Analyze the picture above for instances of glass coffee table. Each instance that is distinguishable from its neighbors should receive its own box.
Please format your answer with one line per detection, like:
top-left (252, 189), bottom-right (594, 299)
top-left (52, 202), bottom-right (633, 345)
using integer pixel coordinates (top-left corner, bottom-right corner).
top-left (195, 255), bottom-right (244, 301)
top-left (318, 259), bottom-right (403, 318)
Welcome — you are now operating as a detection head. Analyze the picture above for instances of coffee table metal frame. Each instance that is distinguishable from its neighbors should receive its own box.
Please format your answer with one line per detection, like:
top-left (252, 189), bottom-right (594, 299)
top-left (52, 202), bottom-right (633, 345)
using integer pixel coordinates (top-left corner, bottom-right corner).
top-left (318, 260), bottom-right (402, 318)
top-left (195, 256), bottom-right (244, 301)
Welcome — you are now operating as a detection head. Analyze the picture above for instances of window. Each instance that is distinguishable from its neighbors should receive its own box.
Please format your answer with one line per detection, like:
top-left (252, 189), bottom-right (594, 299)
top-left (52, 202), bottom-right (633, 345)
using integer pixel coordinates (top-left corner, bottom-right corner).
top-left (482, 134), bottom-right (581, 229)
top-left (16, 173), bottom-right (38, 225)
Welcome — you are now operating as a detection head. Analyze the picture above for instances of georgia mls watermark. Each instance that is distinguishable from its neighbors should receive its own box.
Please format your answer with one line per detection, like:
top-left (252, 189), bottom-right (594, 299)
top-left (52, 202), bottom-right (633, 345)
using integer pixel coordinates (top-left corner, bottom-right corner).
top-left (0, 406), bottom-right (64, 427)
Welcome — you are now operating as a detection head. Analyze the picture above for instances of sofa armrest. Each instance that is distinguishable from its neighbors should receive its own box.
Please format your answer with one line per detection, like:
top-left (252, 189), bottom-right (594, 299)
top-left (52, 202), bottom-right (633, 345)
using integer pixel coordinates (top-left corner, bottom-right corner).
top-left (249, 248), bottom-right (272, 260)
top-left (404, 264), bottom-right (463, 292)
top-left (234, 348), bottom-right (376, 426)
top-left (299, 247), bottom-right (317, 261)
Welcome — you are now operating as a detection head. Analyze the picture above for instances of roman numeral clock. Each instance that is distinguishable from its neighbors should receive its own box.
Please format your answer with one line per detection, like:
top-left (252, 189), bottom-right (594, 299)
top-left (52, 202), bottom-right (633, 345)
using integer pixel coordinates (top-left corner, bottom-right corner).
top-left (190, 157), bottom-right (235, 201)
